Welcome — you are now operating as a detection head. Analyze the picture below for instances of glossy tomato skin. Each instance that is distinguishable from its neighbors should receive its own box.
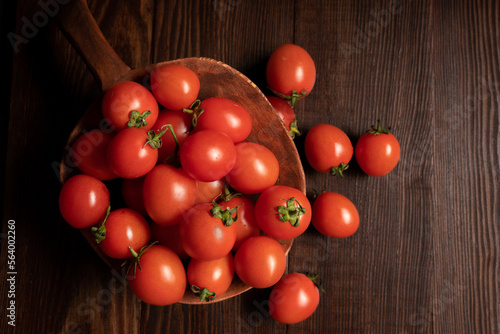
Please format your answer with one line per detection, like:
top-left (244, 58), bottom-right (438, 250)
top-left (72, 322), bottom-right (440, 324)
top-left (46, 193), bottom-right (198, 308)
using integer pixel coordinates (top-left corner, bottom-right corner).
top-left (101, 80), bottom-right (159, 132)
top-left (312, 192), bottom-right (359, 238)
top-left (59, 174), bottom-right (110, 229)
top-left (269, 273), bottom-right (320, 324)
top-left (195, 97), bottom-right (252, 143)
top-left (150, 64), bottom-right (200, 111)
top-left (266, 44), bottom-right (316, 100)
top-left (304, 124), bottom-right (353, 175)
top-left (69, 129), bottom-right (117, 180)
top-left (143, 164), bottom-right (197, 226)
top-left (152, 109), bottom-right (192, 164)
top-left (150, 221), bottom-right (189, 260)
top-left (355, 130), bottom-right (401, 176)
top-left (179, 129), bottom-right (237, 182)
top-left (225, 142), bottom-right (279, 194)
top-left (121, 176), bottom-right (148, 216)
top-left (233, 235), bottom-right (286, 289)
top-left (97, 208), bottom-right (151, 259)
top-left (127, 245), bottom-right (187, 306)
top-left (107, 127), bottom-right (158, 179)
top-left (254, 185), bottom-right (311, 240)
top-left (179, 202), bottom-right (237, 261)
top-left (195, 178), bottom-right (226, 204)
top-left (267, 96), bottom-right (299, 138)
top-left (187, 253), bottom-right (234, 301)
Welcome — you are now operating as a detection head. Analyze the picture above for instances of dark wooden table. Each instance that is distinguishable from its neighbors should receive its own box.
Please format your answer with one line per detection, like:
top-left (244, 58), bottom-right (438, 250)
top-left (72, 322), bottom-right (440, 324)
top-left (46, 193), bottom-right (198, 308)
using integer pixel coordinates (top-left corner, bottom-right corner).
top-left (2, 0), bottom-right (499, 333)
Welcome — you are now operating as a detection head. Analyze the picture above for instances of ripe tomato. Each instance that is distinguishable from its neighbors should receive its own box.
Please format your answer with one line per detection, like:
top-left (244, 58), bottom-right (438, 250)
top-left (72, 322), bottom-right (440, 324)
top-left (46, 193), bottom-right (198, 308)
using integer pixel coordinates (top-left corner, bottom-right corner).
top-left (267, 96), bottom-right (300, 139)
top-left (59, 174), bottom-right (110, 229)
top-left (179, 202), bottom-right (237, 261)
top-left (150, 64), bottom-right (200, 111)
top-left (101, 80), bottom-right (159, 131)
top-left (151, 109), bottom-right (192, 164)
top-left (194, 97), bottom-right (252, 143)
top-left (195, 178), bottom-right (225, 204)
top-left (254, 185), bottom-right (311, 240)
top-left (121, 176), bottom-right (147, 217)
top-left (312, 192), bottom-right (359, 238)
top-left (107, 127), bottom-right (160, 179)
top-left (179, 129), bottom-right (237, 182)
top-left (150, 221), bottom-right (189, 260)
top-left (69, 129), bottom-right (117, 180)
top-left (304, 124), bottom-right (353, 176)
top-left (143, 164), bottom-right (197, 226)
top-left (266, 44), bottom-right (316, 107)
top-left (127, 244), bottom-right (186, 306)
top-left (233, 235), bottom-right (286, 289)
top-left (355, 121), bottom-right (401, 176)
top-left (225, 142), bottom-right (279, 194)
top-left (187, 253), bottom-right (234, 302)
top-left (93, 208), bottom-right (151, 259)
top-left (269, 272), bottom-right (321, 324)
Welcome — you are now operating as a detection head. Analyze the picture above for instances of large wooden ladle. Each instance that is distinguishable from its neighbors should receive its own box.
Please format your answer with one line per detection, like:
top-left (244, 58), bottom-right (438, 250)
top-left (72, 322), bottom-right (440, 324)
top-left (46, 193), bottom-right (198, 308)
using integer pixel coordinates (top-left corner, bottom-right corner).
top-left (56, 0), bottom-right (305, 304)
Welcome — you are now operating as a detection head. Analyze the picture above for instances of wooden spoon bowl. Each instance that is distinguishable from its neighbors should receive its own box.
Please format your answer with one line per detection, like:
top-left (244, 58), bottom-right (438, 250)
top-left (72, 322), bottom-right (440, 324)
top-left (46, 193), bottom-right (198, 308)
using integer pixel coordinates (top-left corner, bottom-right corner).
top-left (57, 0), bottom-right (305, 304)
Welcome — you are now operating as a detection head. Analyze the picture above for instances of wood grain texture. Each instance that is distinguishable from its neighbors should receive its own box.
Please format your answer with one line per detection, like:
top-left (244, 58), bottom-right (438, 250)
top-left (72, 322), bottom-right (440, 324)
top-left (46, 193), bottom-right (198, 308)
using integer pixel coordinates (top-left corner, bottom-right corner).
top-left (1, 0), bottom-right (499, 333)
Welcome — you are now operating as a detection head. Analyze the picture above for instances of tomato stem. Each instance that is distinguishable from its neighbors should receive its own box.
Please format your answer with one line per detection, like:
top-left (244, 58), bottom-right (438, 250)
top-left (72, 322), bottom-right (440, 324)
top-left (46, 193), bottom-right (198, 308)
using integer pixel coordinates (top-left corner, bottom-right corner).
top-left (306, 272), bottom-right (326, 293)
top-left (91, 204), bottom-right (111, 244)
top-left (271, 89), bottom-right (308, 108)
top-left (190, 285), bottom-right (217, 302)
top-left (289, 116), bottom-right (301, 139)
top-left (215, 183), bottom-right (242, 202)
top-left (366, 119), bottom-right (391, 135)
top-left (274, 197), bottom-right (306, 227)
top-left (183, 99), bottom-right (204, 127)
top-left (330, 162), bottom-right (349, 177)
top-left (123, 241), bottom-right (158, 278)
top-left (210, 199), bottom-right (243, 226)
top-left (128, 110), bottom-right (151, 128)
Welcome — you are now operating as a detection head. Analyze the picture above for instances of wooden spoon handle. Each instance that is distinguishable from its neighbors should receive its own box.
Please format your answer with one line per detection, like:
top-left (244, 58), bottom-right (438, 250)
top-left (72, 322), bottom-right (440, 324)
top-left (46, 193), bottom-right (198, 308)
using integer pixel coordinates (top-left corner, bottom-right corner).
top-left (55, 0), bottom-right (131, 91)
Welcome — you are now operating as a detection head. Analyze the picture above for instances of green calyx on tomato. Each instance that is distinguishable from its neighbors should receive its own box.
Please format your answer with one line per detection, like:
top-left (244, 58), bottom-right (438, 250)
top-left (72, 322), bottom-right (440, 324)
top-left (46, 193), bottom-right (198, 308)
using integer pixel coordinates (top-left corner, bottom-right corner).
top-left (272, 89), bottom-right (308, 108)
top-left (366, 119), bottom-right (391, 135)
top-left (289, 116), bottom-right (301, 139)
top-left (183, 99), bottom-right (204, 127)
top-left (124, 241), bottom-right (158, 277)
top-left (330, 162), bottom-right (349, 178)
top-left (275, 197), bottom-right (306, 227)
top-left (306, 272), bottom-right (326, 293)
top-left (127, 110), bottom-right (152, 128)
top-left (216, 183), bottom-right (242, 202)
top-left (144, 124), bottom-right (177, 150)
top-left (210, 200), bottom-right (243, 226)
top-left (91, 204), bottom-right (111, 244)
top-left (190, 285), bottom-right (216, 302)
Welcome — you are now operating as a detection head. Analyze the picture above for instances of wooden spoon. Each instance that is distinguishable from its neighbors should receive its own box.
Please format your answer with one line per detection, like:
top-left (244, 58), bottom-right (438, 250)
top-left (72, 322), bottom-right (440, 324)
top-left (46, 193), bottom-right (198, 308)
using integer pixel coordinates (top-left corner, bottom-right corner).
top-left (56, 0), bottom-right (305, 304)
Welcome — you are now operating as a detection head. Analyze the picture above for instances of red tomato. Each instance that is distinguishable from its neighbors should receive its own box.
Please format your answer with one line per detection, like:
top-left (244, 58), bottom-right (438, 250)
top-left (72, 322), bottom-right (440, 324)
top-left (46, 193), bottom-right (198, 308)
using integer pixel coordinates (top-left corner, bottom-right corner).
top-left (195, 178), bottom-right (226, 204)
top-left (151, 109), bottom-right (192, 164)
top-left (107, 127), bottom-right (160, 179)
top-left (150, 64), bottom-right (200, 111)
top-left (304, 124), bottom-right (353, 176)
top-left (150, 221), bottom-right (189, 260)
top-left (354, 121), bottom-right (401, 176)
top-left (225, 142), bottom-right (279, 194)
top-left (194, 97), bottom-right (252, 143)
top-left (69, 129), bottom-right (117, 180)
top-left (266, 44), bottom-right (316, 106)
top-left (233, 235), bottom-right (286, 289)
top-left (143, 164), bottom-right (197, 226)
top-left (101, 80), bottom-right (159, 131)
top-left (254, 185), bottom-right (311, 240)
top-left (267, 96), bottom-right (300, 139)
top-left (179, 129), bottom-right (237, 182)
top-left (93, 208), bottom-right (151, 259)
top-left (127, 244), bottom-right (186, 306)
top-left (179, 202), bottom-right (237, 261)
top-left (187, 253), bottom-right (234, 302)
top-left (121, 176), bottom-right (148, 217)
top-left (311, 192), bottom-right (359, 238)
top-left (269, 272), bottom-right (321, 324)
top-left (59, 174), bottom-right (110, 229)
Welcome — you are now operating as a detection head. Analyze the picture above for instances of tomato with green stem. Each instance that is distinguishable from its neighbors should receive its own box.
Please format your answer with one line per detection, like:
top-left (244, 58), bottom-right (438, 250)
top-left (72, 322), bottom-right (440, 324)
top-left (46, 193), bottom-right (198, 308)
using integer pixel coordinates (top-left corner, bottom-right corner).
top-left (311, 192), bottom-right (359, 238)
top-left (187, 253), bottom-right (234, 302)
top-left (267, 96), bottom-right (300, 139)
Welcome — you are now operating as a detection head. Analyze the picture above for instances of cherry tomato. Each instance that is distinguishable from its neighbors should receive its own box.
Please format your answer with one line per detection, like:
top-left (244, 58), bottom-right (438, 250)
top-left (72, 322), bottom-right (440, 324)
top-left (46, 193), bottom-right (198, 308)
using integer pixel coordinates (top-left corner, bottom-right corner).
top-left (179, 129), bottom-right (237, 182)
top-left (150, 221), bottom-right (189, 260)
top-left (269, 272), bottom-right (321, 324)
top-left (121, 176), bottom-right (148, 217)
top-left (225, 142), bottom-right (279, 194)
top-left (304, 124), bottom-right (353, 176)
top-left (266, 44), bottom-right (316, 107)
top-left (311, 192), bottom-right (359, 238)
top-left (233, 235), bottom-right (286, 289)
top-left (101, 80), bottom-right (159, 131)
top-left (195, 178), bottom-right (225, 204)
top-left (107, 127), bottom-right (161, 179)
top-left (179, 202), bottom-right (237, 261)
top-left (69, 129), bottom-right (117, 180)
top-left (127, 244), bottom-right (187, 306)
top-left (194, 97), bottom-right (252, 143)
top-left (187, 253), bottom-right (234, 302)
top-left (93, 208), bottom-right (151, 259)
top-left (150, 64), bottom-right (200, 111)
top-left (143, 164), bottom-right (197, 226)
top-left (354, 121), bottom-right (401, 176)
top-left (267, 96), bottom-right (300, 139)
top-left (59, 174), bottom-right (110, 229)
top-left (151, 109), bottom-right (192, 164)
top-left (254, 185), bottom-right (311, 240)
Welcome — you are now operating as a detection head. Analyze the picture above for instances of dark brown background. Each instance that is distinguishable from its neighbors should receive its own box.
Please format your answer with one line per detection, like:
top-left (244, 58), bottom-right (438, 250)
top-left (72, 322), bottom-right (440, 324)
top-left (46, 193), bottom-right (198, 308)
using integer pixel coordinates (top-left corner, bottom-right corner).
top-left (1, 0), bottom-right (499, 333)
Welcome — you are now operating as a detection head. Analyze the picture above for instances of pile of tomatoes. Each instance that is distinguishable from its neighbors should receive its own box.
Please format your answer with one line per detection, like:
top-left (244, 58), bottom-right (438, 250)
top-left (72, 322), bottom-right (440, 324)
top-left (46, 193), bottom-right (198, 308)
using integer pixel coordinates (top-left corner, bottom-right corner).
top-left (58, 44), bottom-right (400, 325)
